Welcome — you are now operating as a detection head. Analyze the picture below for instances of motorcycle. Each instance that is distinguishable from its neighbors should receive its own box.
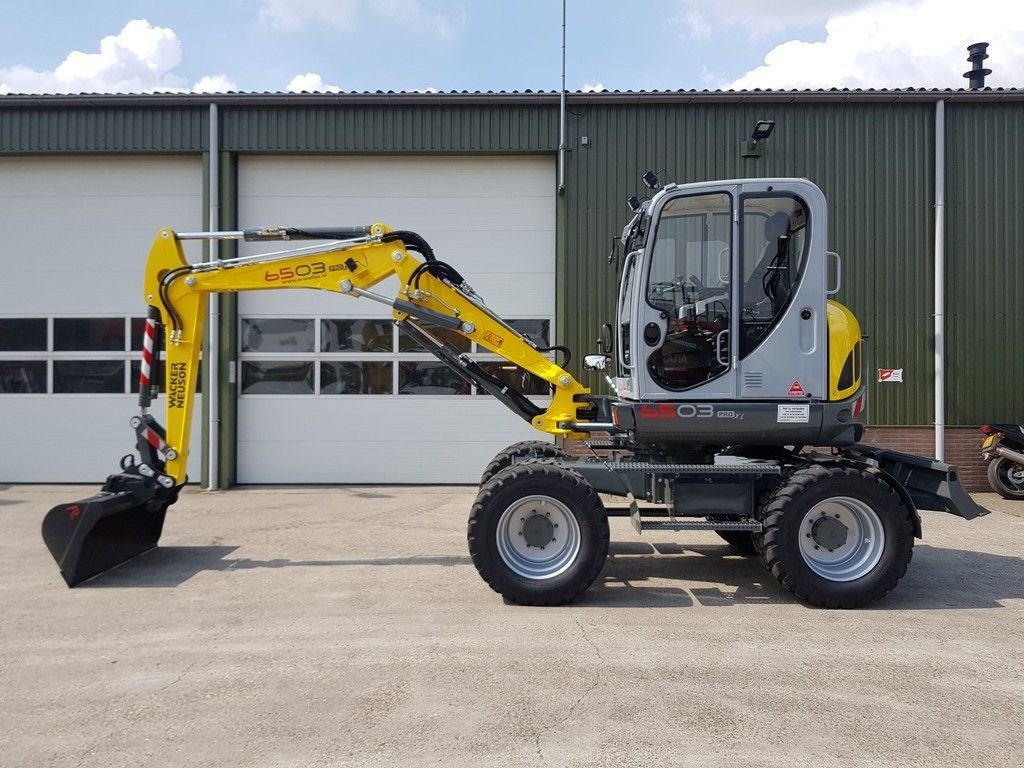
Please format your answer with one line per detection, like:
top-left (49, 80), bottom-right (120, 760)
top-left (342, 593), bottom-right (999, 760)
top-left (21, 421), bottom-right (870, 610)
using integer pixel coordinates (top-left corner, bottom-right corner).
top-left (980, 423), bottom-right (1024, 500)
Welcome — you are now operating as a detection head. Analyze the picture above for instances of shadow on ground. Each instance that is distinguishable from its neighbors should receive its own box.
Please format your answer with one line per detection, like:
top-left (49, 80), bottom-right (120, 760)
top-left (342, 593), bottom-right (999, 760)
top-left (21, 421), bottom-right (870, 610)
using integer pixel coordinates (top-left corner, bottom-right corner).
top-left (78, 541), bottom-right (1024, 610)
top-left (80, 546), bottom-right (471, 588)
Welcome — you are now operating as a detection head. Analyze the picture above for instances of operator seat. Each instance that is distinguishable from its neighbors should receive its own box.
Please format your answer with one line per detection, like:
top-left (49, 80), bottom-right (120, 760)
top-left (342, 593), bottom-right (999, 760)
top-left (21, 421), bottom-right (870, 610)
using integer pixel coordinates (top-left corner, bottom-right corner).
top-left (744, 211), bottom-right (791, 313)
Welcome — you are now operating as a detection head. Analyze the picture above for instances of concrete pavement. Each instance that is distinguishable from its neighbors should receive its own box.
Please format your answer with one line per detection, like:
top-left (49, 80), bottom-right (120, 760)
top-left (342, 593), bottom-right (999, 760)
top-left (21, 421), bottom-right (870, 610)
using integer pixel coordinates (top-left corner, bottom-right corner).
top-left (1, 484), bottom-right (1022, 767)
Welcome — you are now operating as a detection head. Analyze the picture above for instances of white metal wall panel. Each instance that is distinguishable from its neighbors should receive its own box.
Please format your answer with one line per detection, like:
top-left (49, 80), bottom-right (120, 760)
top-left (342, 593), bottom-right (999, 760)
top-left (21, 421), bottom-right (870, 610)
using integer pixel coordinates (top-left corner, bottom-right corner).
top-left (0, 157), bottom-right (203, 482)
top-left (237, 155), bottom-right (556, 483)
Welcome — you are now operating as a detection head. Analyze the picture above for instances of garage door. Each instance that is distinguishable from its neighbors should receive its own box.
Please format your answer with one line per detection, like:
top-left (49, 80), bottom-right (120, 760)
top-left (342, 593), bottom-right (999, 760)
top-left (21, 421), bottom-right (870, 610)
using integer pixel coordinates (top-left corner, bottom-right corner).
top-left (236, 155), bottom-right (555, 483)
top-left (0, 156), bottom-right (203, 482)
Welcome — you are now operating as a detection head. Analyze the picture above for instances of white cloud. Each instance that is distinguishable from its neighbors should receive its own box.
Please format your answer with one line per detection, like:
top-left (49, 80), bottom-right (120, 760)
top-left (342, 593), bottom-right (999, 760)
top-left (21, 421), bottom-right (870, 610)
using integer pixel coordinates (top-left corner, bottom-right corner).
top-left (726, 0), bottom-right (1024, 89)
top-left (581, 82), bottom-right (606, 93)
top-left (193, 74), bottom-right (237, 93)
top-left (0, 20), bottom-right (236, 94)
top-left (287, 72), bottom-right (342, 93)
top-left (259, 0), bottom-right (452, 39)
top-left (675, 0), bottom-right (860, 39)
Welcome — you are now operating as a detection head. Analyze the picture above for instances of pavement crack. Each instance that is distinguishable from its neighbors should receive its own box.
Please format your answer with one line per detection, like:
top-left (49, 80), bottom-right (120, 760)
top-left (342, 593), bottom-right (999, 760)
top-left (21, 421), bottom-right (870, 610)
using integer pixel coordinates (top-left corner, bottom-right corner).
top-left (574, 616), bottom-right (604, 662)
top-left (533, 617), bottom-right (604, 760)
top-left (156, 660), bottom-right (196, 693)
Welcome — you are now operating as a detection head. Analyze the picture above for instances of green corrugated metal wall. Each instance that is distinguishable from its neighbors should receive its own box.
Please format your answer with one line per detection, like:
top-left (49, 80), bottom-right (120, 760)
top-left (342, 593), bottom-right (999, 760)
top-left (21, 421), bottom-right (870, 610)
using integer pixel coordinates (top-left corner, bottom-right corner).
top-left (0, 97), bottom-right (1018, 425)
top-left (560, 102), bottom-right (936, 425)
top-left (0, 107), bottom-right (206, 152)
top-left (220, 105), bottom-right (558, 152)
top-left (945, 103), bottom-right (1024, 424)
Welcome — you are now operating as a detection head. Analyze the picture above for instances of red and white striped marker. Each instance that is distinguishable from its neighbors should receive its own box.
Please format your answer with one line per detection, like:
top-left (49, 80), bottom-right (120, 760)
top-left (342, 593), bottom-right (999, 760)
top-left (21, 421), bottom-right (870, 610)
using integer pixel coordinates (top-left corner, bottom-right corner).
top-left (139, 318), bottom-right (156, 391)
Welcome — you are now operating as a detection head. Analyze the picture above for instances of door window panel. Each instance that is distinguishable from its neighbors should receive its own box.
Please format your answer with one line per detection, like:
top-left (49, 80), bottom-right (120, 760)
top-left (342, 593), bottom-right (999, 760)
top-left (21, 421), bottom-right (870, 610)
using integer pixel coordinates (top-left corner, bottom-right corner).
top-left (321, 319), bottom-right (393, 352)
top-left (54, 318), bottom-right (125, 351)
top-left (321, 362), bottom-right (393, 394)
top-left (53, 360), bottom-right (125, 393)
top-left (398, 361), bottom-right (471, 395)
top-left (645, 193), bottom-right (732, 390)
top-left (241, 361), bottom-right (315, 394)
top-left (0, 361), bottom-right (46, 393)
top-left (739, 196), bottom-right (809, 358)
top-left (0, 319), bottom-right (47, 351)
top-left (241, 318), bottom-right (315, 353)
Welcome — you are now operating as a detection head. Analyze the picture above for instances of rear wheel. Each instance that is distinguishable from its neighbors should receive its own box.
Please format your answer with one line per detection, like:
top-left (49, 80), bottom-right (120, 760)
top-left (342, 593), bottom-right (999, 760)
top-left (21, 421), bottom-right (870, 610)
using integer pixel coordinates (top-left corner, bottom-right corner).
top-left (987, 457), bottom-right (1024, 500)
top-left (468, 463), bottom-right (609, 605)
top-left (757, 464), bottom-right (914, 608)
top-left (479, 440), bottom-right (569, 486)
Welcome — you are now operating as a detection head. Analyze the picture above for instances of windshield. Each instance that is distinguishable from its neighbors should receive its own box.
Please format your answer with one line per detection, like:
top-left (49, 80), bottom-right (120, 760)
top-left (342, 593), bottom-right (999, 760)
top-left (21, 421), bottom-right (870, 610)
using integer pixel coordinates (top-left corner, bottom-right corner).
top-left (645, 192), bottom-right (732, 390)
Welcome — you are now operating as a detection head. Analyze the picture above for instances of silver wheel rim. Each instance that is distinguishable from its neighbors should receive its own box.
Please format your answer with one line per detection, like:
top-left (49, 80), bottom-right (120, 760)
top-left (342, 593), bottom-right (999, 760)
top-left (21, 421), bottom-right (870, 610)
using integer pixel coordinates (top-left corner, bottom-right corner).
top-left (798, 496), bottom-right (885, 582)
top-left (1000, 461), bottom-right (1024, 490)
top-left (496, 495), bottom-right (581, 580)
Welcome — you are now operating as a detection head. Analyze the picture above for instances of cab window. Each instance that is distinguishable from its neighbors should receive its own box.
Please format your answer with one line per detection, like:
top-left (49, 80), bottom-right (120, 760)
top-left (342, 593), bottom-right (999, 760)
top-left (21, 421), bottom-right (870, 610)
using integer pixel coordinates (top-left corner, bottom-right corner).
top-left (645, 192), bottom-right (732, 390)
top-left (739, 195), bottom-right (809, 358)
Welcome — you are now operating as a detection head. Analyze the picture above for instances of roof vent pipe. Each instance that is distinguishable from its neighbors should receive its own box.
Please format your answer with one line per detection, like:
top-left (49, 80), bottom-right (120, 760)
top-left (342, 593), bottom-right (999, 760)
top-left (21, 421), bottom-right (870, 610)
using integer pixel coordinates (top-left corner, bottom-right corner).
top-left (963, 42), bottom-right (991, 89)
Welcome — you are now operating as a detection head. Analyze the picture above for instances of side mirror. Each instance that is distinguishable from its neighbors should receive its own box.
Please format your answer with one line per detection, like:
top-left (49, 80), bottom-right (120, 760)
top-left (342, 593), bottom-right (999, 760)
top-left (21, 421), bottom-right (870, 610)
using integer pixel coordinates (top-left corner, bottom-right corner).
top-left (583, 354), bottom-right (611, 372)
top-left (596, 323), bottom-right (613, 354)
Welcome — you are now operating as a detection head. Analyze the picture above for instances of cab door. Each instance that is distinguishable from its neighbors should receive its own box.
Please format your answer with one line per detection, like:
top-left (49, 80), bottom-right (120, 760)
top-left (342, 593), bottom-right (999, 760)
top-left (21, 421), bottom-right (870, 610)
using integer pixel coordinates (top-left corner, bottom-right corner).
top-left (735, 181), bottom-right (827, 400)
top-left (637, 188), bottom-right (737, 400)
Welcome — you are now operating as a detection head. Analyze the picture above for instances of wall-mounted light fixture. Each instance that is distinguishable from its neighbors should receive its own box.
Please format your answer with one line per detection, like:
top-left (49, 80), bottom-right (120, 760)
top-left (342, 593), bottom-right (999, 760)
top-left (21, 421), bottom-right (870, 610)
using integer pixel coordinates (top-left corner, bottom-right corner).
top-left (741, 119), bottom-right (776, 158)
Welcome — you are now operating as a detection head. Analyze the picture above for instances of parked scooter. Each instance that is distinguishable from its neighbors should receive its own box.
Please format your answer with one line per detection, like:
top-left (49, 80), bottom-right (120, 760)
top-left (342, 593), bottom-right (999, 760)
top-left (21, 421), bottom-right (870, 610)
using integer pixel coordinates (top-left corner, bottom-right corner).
top-left (980, 424), bottom-right (1024, 499)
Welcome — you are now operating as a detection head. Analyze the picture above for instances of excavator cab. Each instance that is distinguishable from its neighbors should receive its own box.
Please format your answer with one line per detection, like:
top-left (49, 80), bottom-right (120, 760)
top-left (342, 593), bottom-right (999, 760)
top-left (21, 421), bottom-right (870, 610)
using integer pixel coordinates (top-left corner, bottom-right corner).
top-left (604, 178), bottom-right (864, 449)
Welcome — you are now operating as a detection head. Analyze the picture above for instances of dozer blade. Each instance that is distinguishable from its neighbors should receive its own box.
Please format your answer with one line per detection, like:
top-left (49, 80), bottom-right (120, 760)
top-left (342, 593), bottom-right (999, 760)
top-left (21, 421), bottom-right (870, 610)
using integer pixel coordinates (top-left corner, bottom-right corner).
top-left (42, 490), bottom-right (171, 586)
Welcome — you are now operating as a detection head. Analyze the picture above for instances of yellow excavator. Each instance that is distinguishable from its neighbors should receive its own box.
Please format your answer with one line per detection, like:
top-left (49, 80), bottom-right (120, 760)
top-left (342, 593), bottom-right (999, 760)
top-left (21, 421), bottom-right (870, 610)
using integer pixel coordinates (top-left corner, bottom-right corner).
top-left (42, 175), bottom-right (987, 607)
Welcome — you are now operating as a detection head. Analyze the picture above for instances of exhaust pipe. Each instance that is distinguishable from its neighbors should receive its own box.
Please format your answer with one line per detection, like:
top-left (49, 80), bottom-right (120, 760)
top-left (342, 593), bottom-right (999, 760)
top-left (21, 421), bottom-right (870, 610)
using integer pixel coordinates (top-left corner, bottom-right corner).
top-left (994, 444), bottom-right (1024, 466)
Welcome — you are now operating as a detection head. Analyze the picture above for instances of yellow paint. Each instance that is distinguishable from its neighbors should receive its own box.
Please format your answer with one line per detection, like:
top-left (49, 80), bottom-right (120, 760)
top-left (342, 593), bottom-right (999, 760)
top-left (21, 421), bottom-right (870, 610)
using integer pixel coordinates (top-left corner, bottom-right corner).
top-left (826, 299), bottom-right (862, 401)
top-left (142, 226), bottom-right (590, 483)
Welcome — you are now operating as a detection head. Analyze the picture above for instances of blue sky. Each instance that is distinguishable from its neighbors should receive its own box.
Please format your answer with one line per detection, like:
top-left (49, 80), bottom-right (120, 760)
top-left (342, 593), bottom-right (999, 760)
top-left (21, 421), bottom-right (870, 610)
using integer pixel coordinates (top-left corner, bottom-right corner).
top-left (0, 1), bottom-right (1021, 94)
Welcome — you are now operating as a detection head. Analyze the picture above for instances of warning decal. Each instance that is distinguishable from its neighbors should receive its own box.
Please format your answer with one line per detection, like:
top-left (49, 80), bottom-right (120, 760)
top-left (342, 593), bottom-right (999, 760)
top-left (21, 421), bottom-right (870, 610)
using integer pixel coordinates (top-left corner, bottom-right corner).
top-left (878, 368), bottom-right (904, 383)
top-left (787, 380), bottom-right (806, 397)
top-left (778, 404), bottom-right (810, 423)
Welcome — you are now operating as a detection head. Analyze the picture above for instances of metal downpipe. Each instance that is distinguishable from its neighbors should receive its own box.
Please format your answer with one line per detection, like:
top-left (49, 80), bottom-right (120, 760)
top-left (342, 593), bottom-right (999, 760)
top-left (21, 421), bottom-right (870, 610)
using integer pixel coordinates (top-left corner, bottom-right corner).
top-left (207, 103), bottom-right (220, 489)
top-left (934, 100), bottom-right (945, 461)
top-left (557, 0), bottom-right (566, 194)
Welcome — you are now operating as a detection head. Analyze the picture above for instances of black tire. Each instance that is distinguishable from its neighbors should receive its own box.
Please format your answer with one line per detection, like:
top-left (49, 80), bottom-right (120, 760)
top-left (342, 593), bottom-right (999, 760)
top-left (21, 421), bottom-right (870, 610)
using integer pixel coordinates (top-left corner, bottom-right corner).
top-left (479, 440), bottom-right (569, 486)
top-left (468, 463), bottom-right (609, 605)
top-left (715, 530), bottom-right (758, 556)
top-left (757, 464), bottom-right (914, 608)
top-left (987, 457), bottom-right (1024, 500)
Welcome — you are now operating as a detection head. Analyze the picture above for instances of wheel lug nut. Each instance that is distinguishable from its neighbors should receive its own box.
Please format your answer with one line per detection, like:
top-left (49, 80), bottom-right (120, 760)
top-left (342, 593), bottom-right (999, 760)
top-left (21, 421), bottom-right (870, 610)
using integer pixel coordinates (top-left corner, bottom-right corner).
top-left (814, 545), bottom-right (820, 550)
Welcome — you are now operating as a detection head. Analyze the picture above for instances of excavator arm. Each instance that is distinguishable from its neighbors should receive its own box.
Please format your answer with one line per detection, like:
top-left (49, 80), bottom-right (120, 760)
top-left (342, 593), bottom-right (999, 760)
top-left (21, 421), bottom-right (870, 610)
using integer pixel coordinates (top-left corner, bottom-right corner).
top-left (43, 224), bottom-right (592, 585)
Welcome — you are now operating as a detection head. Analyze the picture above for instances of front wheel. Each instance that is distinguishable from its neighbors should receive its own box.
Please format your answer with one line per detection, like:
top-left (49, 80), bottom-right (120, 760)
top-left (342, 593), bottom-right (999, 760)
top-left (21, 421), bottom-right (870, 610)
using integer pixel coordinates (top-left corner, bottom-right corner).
top-left (987, 457), bottom-right (1024, 500)
top-left (757, 464), bottom-right (914, 608)
top-left (468, 463), bottom-right (609, 605)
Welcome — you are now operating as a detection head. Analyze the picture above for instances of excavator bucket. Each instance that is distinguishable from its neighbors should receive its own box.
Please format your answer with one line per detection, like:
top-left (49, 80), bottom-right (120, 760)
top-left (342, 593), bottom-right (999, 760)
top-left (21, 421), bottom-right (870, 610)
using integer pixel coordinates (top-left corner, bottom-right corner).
top-left (41, 479), bottom-right (176, 587)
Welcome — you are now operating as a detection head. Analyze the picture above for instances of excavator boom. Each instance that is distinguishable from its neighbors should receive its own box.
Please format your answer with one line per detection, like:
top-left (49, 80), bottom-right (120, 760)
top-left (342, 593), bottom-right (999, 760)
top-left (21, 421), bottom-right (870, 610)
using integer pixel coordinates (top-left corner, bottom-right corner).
top-left (42, 225), bottom-right (591, 585)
